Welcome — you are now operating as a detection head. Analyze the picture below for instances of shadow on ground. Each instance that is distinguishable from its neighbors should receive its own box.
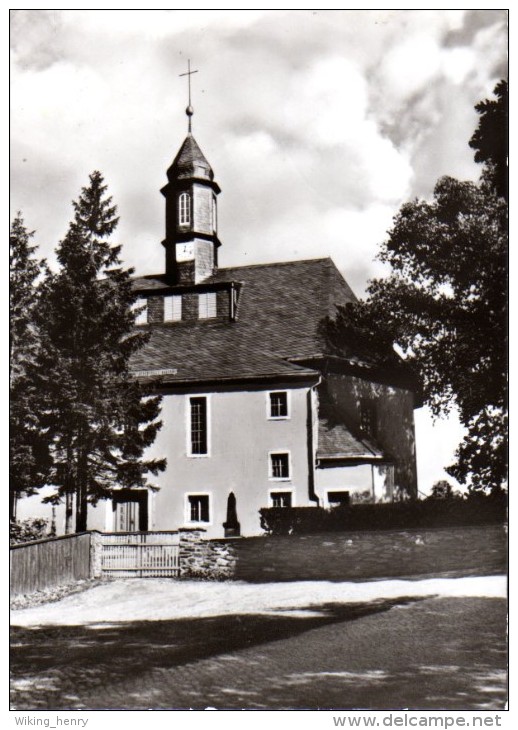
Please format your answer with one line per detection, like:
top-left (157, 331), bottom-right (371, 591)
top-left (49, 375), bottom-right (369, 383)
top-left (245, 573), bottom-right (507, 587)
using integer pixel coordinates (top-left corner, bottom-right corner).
top-left (11, 596), bottom-right (507, 711)
top-left (11, 597), bottom-right (420, 709)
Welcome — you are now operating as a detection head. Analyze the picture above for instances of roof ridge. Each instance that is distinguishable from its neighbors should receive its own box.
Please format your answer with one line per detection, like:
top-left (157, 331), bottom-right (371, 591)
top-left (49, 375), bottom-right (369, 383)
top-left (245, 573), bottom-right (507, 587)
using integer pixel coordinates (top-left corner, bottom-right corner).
top-left (217, 256), bottom-right (333, 272)
top-left (132, 257), bottom-right (335, 283)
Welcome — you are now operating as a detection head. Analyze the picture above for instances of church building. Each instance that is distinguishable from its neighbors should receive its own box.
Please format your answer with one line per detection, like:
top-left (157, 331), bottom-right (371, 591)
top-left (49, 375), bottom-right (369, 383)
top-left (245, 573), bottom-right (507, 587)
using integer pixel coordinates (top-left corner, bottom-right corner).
top-left (104, 105), bottom-right (421, 538)
top-left (16, 102), bottom-right (421, 538)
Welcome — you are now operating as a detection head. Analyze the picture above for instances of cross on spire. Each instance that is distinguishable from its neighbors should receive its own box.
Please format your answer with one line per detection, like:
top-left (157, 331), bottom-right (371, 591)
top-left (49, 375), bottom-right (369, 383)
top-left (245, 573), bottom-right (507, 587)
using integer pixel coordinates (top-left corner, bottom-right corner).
top-left (180, 59), bottom-right (198, 133)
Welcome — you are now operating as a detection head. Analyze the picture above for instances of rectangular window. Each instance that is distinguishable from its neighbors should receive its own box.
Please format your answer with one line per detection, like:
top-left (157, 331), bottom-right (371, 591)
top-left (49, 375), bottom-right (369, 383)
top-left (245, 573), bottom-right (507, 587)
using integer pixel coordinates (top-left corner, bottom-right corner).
top-left (187, 494), bottom-right (210, 523)
top-left (198, 292), bottom-right (217, 319)
top-left (164, 295), bottom-right (182, 322)
top-left (269, 391), bottom-right (289, 419)
top-left (190, 397), bottom-right (208, 455)
top-left (270, 452), bottom-right (290, 480)
top-left (270, 491), bottom-right (292, 508)
top-left (327, 491), bottom-right (350, 507)
top-left (134, 297), bottom-right (148, 325)
top-left (360, 399), bottom-right (377, 438)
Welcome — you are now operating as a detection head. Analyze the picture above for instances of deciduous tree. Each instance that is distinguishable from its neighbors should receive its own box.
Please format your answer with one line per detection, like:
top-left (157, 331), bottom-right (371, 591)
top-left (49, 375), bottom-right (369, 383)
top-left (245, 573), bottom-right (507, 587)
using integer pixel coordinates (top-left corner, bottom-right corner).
top-left (325, 82), bottom-right (508, 492)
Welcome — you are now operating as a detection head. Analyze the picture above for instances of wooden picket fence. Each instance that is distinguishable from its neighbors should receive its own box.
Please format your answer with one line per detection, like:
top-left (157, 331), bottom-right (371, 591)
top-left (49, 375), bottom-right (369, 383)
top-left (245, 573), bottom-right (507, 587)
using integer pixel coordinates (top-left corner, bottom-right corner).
top-left (10, 532), bottom-right (92, 597)
top-left (10, 530), bottom-right (182, 596)
top-left (100, 531), bottom-right (180, 578)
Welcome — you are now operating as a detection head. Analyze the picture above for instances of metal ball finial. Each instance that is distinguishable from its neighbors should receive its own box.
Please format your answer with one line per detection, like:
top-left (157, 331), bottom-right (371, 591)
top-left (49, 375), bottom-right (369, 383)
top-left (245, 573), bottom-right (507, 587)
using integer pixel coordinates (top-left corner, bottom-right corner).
top-left (180, 60), bottom-right (198, 133)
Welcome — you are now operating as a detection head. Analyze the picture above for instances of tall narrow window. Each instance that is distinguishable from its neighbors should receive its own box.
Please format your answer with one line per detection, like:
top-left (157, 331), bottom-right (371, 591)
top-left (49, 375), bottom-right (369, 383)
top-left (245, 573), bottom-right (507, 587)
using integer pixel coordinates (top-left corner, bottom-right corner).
top-left (190, 397), bottom-right (208, 455)
top-left (198, 292), bottom-right (217, 319)
top-left (179, 192), bottom-right (190, 225)
top-left (164, 295), bottom-right (182, 322)
top-left (212, 197), bottom-right (217, 233)
top-left (133, 297), bottom-right (148, 325)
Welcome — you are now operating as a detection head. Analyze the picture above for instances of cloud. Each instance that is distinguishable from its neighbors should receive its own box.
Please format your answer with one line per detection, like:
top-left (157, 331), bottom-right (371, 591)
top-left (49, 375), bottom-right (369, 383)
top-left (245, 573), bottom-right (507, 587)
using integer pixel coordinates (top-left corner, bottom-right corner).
top-left (381, 34), bottom-right (443, 100)
top-left (9, 7), bottom-right (505, 278)
top-left (10, 9), bottom-right (506, 277)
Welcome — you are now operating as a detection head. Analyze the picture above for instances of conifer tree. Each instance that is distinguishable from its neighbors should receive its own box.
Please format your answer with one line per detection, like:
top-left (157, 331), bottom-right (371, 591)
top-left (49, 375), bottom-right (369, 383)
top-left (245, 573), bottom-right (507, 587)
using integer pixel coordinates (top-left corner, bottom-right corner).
top-left (34, 172), bottom-right (166, 531)
top-left (9, 214), bottom-right (50, 519)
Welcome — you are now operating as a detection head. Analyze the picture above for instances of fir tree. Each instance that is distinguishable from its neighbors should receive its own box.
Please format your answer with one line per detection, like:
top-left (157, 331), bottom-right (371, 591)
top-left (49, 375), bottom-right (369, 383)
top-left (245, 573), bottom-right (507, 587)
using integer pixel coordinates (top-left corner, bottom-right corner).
top-left (9, 214), bottom-right (50, 519)
top-left (34, 172), bottom-right (166, 531)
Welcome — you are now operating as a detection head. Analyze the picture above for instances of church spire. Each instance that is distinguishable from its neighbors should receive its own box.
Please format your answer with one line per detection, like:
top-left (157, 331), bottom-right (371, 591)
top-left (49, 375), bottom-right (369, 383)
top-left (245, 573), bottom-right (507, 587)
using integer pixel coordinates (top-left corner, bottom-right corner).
top-left (161, 62), bottom-right (221, 284)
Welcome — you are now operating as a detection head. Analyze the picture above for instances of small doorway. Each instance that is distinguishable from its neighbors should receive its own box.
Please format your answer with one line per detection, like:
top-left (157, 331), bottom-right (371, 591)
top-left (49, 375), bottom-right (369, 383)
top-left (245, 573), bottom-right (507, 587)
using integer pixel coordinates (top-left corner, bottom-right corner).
top-left (112, 489), bottom-right (148, 532)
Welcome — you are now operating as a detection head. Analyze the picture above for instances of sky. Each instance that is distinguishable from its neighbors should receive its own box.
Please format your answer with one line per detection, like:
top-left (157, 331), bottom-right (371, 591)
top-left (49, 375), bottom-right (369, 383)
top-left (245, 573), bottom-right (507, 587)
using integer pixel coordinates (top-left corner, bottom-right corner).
top-left (10, 9), bottom-right (508, 494)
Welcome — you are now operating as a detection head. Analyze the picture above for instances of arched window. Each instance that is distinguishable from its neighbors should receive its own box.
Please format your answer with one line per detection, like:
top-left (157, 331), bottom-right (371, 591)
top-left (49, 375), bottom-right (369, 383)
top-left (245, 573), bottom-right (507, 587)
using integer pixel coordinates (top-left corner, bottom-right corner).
top-left (179, 192), bottom-right (190, 225)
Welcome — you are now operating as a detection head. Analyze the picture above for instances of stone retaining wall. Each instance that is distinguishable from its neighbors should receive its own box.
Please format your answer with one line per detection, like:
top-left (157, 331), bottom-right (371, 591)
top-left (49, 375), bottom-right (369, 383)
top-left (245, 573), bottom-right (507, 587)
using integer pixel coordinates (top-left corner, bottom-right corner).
top-left (179, 529), bottom-right (237, 579)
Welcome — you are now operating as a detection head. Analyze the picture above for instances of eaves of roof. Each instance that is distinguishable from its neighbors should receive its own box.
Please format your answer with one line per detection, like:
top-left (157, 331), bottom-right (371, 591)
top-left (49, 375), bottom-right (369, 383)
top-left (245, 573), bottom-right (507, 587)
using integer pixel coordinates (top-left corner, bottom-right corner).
top-left (290, 353), bottom-right (422, 402)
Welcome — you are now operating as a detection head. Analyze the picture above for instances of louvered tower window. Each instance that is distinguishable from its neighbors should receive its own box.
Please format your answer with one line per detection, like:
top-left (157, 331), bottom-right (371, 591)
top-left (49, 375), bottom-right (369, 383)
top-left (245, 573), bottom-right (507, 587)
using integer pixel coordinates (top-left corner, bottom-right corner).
top-left (179, 192), bottom-right (190, 225)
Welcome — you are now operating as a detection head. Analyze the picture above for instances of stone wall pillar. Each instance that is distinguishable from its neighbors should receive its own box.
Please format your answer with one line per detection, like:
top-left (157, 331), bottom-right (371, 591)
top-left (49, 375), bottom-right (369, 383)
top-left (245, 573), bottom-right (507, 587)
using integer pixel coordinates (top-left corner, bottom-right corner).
top-left (89, 530), bottom-right (103, 579)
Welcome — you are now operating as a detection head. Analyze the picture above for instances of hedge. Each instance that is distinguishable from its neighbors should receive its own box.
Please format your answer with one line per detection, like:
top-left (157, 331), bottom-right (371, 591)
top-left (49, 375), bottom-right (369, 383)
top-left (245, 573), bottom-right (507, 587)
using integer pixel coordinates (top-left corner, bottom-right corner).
top-left (259, 494), bottom-right (507, 535)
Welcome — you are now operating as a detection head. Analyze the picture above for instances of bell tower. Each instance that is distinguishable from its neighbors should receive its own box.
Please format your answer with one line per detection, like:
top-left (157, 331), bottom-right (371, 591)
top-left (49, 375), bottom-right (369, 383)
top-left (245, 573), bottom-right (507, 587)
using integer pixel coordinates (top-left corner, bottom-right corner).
top-left (161, 62), bottom-right (221, 284)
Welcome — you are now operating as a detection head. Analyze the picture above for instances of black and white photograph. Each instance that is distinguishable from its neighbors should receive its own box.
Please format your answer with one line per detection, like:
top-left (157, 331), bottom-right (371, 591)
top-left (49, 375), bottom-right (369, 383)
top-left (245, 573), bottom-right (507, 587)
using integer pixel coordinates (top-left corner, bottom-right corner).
top-left (9, 8), bottom-right (508, 715)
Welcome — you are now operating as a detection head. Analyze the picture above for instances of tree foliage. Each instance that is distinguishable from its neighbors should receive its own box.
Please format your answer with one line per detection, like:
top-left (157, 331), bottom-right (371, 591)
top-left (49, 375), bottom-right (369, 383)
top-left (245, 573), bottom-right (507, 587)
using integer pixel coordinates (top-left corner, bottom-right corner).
top-left (326, 81), bottom-right (508, 492)
top-left (9, 214), bottom-right (50, 519)
top-left (32, 171), bottom-right (166, 531)
top-left (10, 517), bottom-right (53, 546)
top-left (469, 79), bottom-right (508, 201)
top-left (427, 480), bottom-right (462, 501)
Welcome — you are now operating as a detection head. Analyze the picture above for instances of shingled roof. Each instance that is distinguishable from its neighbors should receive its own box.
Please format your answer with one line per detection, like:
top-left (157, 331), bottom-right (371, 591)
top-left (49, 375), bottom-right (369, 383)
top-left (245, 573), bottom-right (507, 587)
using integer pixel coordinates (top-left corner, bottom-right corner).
top-left (317, 418), bottom-right (384, 462)
top-left (130, 257), bottom-right (356, 385)
top-left (166, 134), bottom-right (214, 183)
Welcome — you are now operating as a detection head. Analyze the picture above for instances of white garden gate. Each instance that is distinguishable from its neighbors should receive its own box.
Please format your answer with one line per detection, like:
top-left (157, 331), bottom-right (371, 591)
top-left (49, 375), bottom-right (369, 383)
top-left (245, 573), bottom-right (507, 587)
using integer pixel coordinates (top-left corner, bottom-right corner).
top-left (100, 531), bottom-right (180, 577)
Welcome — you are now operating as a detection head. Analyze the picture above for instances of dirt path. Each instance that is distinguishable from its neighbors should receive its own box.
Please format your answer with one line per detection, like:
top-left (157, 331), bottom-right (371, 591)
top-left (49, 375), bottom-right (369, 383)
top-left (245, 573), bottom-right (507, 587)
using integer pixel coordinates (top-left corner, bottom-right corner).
top-left (10, 574), bottom-right (506, 626)
top-left (10, 576), bottom-right (507, 711)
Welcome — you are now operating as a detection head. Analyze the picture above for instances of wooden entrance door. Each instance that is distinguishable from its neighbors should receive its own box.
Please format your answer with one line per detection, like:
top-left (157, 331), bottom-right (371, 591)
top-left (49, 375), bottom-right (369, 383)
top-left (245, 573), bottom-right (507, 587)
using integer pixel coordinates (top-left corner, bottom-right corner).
top-left (112, 489), bottom-right (148, 532)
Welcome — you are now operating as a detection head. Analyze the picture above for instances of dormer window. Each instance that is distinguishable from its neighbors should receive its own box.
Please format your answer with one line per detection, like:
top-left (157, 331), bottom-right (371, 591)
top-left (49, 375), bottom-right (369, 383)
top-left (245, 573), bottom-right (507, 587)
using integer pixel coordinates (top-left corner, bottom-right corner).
top-left (179, 192), bottom-right (190, 225)
top-left (133, 297), bottom-right (148, 325)
top-left (199, 292), bottom-right (217, 319)
top-left (164, 295), bottom-right (182, 322)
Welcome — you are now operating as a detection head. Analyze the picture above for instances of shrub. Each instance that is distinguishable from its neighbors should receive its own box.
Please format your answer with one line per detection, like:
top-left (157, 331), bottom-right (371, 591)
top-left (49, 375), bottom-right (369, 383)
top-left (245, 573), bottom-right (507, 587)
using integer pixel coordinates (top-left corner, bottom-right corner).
top-left (10, 518), bottom-right (52, 545)
top-left (259, 493), bottom-right (507, 536)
